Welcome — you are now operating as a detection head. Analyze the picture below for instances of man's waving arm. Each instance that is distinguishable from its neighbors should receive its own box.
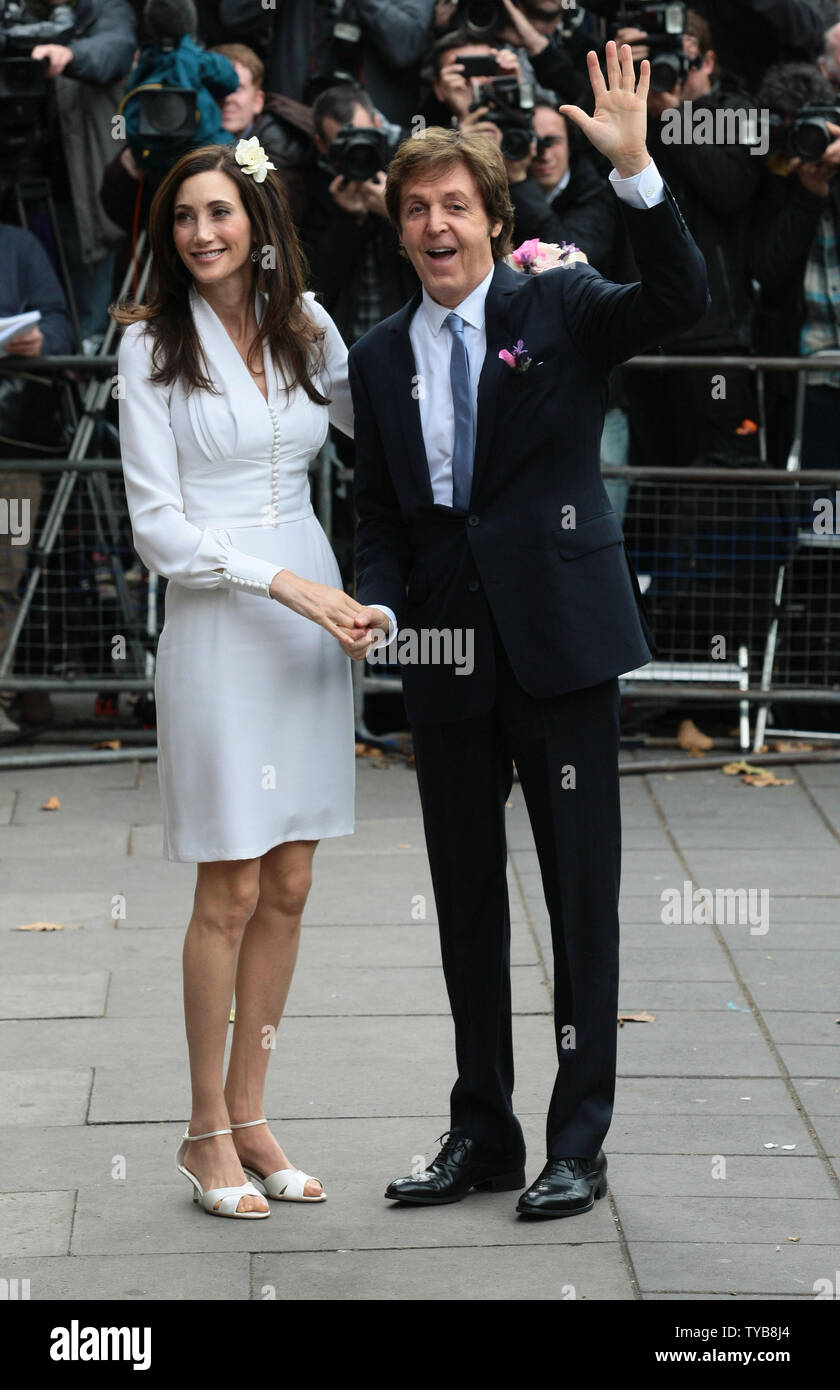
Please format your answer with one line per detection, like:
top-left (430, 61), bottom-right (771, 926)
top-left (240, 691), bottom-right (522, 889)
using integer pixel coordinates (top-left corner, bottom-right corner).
top-left (556, 43), bottom-right (709, 368)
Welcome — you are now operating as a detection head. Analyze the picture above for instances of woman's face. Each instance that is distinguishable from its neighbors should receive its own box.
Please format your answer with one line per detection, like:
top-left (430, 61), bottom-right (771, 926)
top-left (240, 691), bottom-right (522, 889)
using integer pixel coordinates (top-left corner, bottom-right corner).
top-left (172, 169), bottom-right (254, 286)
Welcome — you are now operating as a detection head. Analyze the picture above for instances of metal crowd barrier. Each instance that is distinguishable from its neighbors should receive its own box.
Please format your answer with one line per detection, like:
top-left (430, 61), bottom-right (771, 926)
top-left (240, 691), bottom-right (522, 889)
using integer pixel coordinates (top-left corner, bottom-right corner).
top-left (1, 352), bottom-right (839, 763)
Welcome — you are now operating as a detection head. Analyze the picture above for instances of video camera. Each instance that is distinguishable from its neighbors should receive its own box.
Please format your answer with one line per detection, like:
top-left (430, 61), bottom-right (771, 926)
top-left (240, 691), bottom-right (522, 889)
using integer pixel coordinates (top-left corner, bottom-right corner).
top-left (470, 76), bottom-right (535, 161)
top-left (324, 124), bottom-right (391, 183)
top-left (612, 2), bottom-right (696, 94)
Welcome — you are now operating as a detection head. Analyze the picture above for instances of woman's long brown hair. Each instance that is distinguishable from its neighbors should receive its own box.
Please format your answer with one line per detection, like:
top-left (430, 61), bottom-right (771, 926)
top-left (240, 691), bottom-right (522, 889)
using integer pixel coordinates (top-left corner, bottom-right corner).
top-left (110, 144), bottom-right (328, 404)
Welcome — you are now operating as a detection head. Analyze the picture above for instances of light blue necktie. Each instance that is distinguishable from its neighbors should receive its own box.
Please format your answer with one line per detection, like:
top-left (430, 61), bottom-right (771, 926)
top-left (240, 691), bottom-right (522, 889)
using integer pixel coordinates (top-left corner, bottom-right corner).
top-left (444, 311), bottom-right (475, 512)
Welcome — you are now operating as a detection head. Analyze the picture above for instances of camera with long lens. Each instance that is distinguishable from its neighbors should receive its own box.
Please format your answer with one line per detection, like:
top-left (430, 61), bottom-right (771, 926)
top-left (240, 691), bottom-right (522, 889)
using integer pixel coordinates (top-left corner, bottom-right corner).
top-left (764, 104), bottom-right (840, 161)
top-left (788, 106), bottom-right (840, 161)
top-left (456, 0), bottom-right (506, 41)
top-left (325, 124), bottom-right (390, 183)
top-left (612, 2), bottom-right (692, 94)
top-left (470, 77), bottom-right (535, 160)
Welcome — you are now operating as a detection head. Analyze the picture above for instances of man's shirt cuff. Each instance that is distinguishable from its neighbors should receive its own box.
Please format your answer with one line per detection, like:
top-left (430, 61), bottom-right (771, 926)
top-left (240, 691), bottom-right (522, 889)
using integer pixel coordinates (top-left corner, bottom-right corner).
top-left (609, 158), bottom-right (665, 208)
top-left (365, 604), bottom-right (397, 661)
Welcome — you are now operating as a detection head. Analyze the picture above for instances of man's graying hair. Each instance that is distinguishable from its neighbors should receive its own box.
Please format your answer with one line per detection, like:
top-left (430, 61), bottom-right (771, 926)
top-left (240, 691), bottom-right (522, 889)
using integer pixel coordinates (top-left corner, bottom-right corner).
top-left (385, 127), bottom-right (515, 261)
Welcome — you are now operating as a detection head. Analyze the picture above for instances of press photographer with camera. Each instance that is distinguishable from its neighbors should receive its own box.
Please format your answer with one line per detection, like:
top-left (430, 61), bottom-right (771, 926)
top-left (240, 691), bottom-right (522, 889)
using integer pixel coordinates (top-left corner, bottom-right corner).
top-left (749, 59), bottom-right (840, 468)
top-left (615, 5), bottom-right (763, 468)
top-left (219, 0), bottom-right (437, 125)
top-left (0, 0), bottom-right (137, 344)
top-left (301, 83), bottom-right (418, 346)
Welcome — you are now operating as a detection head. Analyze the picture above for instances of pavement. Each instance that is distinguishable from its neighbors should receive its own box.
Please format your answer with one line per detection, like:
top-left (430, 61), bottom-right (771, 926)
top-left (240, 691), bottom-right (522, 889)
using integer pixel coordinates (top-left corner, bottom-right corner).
top-left (1, 725), bottom-right (839, 1302)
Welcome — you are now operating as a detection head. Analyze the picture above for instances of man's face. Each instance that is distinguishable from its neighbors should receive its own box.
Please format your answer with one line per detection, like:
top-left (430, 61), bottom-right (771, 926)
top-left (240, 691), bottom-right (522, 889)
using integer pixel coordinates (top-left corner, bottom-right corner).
top-left (529, 108), bottom-right (569, 192)
top-left (819, 23), bottom-right (840, 90)
top-left (398, 159), bottom-right (501, 308)
top-left (681, 33), bottom-right (714, 101)
top-left (433, 43), bottom-right (497, 113)
top-left (316, 101), bottom-right (378, 154)
top-left (220, 60), bottom-right (265, 134)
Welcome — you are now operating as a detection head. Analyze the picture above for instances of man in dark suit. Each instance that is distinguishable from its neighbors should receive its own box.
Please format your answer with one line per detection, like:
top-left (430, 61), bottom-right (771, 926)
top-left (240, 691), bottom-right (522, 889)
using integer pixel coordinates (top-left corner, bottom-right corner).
top-left (345, 43), bottom-right (709, 1216)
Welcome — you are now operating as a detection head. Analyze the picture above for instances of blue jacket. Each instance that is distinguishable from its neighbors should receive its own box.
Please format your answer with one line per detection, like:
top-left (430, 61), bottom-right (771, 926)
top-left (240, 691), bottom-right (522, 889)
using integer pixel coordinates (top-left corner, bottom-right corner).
top-left (123, 36), bottom-right (237, 169)
top-left (0, 225), bottom-right (75, 356)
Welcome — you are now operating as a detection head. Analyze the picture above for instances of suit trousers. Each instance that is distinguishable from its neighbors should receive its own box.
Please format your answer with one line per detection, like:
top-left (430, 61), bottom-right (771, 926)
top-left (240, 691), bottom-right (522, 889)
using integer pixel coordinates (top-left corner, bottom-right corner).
top-left (410, 612), bottom-right (622, 1160)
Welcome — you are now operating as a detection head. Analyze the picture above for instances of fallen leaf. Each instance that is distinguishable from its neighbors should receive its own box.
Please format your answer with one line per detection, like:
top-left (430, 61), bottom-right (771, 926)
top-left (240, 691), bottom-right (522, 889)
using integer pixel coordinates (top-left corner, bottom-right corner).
top-left (354, 742), bottom-right (384, 758)
top-left (92, 739), bottom-right (121, 750)
top-left (722, 760), bottom-right (753, 775)
top-left (617, 1011), bottom-right (656, 1026)
top-left (15, 921), bottom-right (82, 931)
top-left (678, 718), bottom-right (714, 753)
top-left (742, 771), bottom-right (794, 787)
top-left (772, 739), bottom-right (812, 752)
top-left (40, 795), bottom-right (60, 811)
top-left (787, 1236), bottom-right (800, 1242)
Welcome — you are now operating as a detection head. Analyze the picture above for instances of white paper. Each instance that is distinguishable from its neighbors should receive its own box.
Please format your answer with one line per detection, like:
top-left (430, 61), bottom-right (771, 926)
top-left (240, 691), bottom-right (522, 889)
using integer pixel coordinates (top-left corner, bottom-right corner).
top-left (0, 311), bottom-right (42, 349)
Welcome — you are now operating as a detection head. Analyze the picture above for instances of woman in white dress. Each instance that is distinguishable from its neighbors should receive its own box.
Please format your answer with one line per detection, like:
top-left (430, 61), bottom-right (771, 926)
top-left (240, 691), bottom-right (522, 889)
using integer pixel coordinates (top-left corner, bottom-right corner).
top-left (113, 139), bottom-right (375, 1218)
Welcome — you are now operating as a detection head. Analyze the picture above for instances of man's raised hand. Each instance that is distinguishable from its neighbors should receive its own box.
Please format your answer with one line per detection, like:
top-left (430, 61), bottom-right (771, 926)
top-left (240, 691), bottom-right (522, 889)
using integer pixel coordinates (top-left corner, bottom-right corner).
top-left (559, 41), bottom-right (650, 179)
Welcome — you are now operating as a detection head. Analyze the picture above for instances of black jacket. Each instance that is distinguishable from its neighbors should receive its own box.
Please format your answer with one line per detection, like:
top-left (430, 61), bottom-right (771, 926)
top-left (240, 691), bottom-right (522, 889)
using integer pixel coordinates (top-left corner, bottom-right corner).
top-left (647, 87), bottom-right (762, 351)
top-left (300, 167), bottom-right (418, 346)
top-left (350, 184), bottom-right (709, 723)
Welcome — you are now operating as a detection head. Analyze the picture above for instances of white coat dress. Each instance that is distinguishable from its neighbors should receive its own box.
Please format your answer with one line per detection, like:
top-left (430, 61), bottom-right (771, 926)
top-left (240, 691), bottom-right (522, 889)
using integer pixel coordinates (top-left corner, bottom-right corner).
top-left (117, 285), bottom-right (356, 862)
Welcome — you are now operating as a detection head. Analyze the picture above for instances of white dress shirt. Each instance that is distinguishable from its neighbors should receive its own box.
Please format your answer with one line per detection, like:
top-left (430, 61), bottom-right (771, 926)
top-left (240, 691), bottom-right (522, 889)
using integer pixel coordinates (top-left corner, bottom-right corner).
top-left (369, 159), bottom-right (666, 647)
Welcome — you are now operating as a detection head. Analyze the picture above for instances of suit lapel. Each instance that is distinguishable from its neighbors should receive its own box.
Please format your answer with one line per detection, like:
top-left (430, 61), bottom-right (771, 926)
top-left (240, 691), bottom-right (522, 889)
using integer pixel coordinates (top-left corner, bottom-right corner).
top-left (388, 288), bottom-right (434, 505)
top-left (472, 260), bottom-right (521, 499)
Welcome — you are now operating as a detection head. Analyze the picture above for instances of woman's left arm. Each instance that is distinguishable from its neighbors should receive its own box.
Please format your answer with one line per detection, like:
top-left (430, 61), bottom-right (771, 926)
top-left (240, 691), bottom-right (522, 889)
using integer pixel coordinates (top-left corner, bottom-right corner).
top-left (305, 293), bottom-right (354, 440)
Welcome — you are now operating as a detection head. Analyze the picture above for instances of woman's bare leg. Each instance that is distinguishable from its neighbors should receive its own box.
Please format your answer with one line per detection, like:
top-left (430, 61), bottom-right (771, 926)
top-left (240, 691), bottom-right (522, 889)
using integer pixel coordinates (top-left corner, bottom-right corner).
top-left (181, 857), bottom-right (269, 1214)
top-left (224, 840), bottom-right (322, 1196)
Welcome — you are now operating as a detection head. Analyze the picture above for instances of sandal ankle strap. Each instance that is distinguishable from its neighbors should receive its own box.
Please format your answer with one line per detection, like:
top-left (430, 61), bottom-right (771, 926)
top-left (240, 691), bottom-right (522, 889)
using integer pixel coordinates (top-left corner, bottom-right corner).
top-left (185, 1126), bottom-right (233, 1141)
top-left (230, 1118), bottom-right (268, 1130)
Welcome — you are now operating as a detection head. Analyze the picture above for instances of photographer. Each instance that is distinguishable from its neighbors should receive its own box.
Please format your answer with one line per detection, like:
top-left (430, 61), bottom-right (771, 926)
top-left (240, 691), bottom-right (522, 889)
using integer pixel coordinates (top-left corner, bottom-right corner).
top-left (300, 83), bottom-right (418, 345)
top-left (218, 0), bottom-right (437, 125)
top-left (618, 8), bottom-right (763, 467)
top-left (425, 25), bottom-right (526, 126)
top-left (749, 61), bottom-right (840, 467)
top-left (818, 20), bottom-right (840, 91)
top-left (1, 0), bottom-right (137, 344)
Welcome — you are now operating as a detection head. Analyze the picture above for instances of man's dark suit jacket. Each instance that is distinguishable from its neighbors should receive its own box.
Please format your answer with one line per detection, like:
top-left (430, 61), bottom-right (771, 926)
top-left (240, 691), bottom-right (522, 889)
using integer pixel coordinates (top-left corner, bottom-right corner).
top-left (349, 183), bottom-right (709, 725)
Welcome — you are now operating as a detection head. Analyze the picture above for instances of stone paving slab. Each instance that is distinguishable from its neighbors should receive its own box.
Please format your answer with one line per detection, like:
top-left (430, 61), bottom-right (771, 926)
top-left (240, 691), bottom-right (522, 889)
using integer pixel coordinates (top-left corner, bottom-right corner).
top-left (0, 1254), bottom-right (251, 1300)
top-left (607, 1153), bottom-right (836, 1197)
top-left (0, 971), bottom-right (109, 1020)
top-left (606, 1117), bottom-right (817, 1156)
top-left (251, 1244), bottom-right (633, 1300)
top-left (619, 1195), bottom-right (838, 1245)
top-left (611, 1077), bottom-right (801, 1115)
top-left (630, 1241), bottom-right (840, 1296)
top-left (0, 1068), bottom-right (92, 1128)
top-left (1, 893), bottom-right (118, 931)
top-left (0, 1191), bottom-right (75, 1256)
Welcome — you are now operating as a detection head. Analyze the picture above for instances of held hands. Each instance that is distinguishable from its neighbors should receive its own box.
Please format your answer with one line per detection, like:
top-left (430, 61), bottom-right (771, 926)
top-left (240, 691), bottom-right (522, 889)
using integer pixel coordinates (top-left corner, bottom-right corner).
top-left (342, 607), bottom-right (392, 662)
top-left (270, 571), bottom-right (379, 655)
top-left (559, 40), bottom-right (651, 179)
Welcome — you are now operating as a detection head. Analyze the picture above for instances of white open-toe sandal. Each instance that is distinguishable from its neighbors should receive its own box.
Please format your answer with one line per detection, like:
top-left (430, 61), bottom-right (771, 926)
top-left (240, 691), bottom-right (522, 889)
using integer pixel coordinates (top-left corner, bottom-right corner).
top-left (231, 1117), bottom-right (327, 1202)
top-left (176, 1125), bottom-right (271, 1218)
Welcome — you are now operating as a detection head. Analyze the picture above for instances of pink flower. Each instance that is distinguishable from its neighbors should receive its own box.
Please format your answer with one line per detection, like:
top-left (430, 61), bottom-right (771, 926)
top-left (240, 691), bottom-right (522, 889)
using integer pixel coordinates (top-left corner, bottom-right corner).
top-left (498, 348), bottom-right (517, 367)
top-left (511, 237), bottom-right (541, 270)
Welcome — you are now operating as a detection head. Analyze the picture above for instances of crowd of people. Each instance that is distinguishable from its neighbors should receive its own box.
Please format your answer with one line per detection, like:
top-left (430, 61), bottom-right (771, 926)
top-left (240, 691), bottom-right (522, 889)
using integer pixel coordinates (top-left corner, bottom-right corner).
top-left (2, 0), bottom-right (840, 729)
top-left (3, 0), bottom-right (840, 459)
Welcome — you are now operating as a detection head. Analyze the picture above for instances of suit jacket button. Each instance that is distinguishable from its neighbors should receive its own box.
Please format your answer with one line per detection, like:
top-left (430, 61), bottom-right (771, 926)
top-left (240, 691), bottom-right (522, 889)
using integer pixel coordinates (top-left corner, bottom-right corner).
top-left (468, 515), bottom-right (479, 526)
top-left (468, 580), bottom-right (479, 592)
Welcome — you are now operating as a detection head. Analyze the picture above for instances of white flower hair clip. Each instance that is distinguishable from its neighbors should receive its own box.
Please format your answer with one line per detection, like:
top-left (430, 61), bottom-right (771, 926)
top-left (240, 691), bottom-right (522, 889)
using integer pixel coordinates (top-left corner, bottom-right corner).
top-left (234, 137), bottom-right (277, 183)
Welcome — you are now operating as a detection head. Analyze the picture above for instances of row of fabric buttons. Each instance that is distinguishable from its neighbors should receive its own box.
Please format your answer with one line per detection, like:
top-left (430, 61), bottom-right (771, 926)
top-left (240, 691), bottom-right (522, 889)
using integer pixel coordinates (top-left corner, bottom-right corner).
top-left (221, 569), bottom-right (267, 593)
top-left (267, 403), bottom-right (282, 527)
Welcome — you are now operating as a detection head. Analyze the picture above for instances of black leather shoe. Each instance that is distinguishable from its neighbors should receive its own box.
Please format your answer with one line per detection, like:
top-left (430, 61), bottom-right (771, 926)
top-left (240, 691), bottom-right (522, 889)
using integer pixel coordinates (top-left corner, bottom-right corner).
top-left (516, 1150), bottom-right (608, 1218)
top-left (385, 1131), bottom-right (526, 1205)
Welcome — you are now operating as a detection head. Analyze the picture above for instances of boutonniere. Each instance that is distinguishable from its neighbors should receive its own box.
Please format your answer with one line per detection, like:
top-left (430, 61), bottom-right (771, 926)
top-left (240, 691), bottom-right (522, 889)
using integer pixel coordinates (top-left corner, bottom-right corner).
top-left (505, 238), bottom-right (589, 274)
top-left (498, 338), bottom-right (532, 373)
